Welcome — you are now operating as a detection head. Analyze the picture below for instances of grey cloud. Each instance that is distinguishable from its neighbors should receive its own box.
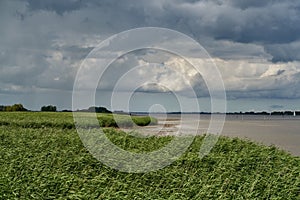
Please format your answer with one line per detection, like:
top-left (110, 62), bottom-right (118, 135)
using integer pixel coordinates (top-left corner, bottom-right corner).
top-left (26, 0), bottom-right (86, 15)
top-left (276, 69), bottom-right (285, 76)
top-left (4, 0), bottom-right (300, 61)
top-left (270, 104), bottom-right (284, 109)
top-left (227, 0), bottom-right (283, 10)
top-left (227, 89), bottom-right (300, 100)
top-left (56, 45), bottom-right (93, 61)
top-left (226, 70), bottom-right (300, 99)
top-left (2, 0), bottom-right (300, 106)
top-left (211, 3), bottom-right (300, 44)
top-left (202, 38), bottom-right (271, 60)
top-left (137, 83), bottom-right (171, 93)
top-left (0, 1), bottom-right (100, 92)
top-left (265, 41), bottom-right (300, 62)
top-left (95, 0), bottom-right (300, 60)
top-left (182, 73), bottom-right (209, 98)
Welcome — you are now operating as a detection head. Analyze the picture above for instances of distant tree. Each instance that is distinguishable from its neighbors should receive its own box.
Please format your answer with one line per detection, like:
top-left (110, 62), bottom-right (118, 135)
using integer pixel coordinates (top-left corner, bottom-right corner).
top-left (3, 104), bottom-right (27, 111)
top-left (41, 105), bottom-right (57, 112)
top-left (4, 106), bottom-right (12, 112)
top-left (271, 111), bottom-right (284, 115)
top-left (61, 109), bottom-right (72, 112)
top-left (260, 111), bottom-right (269, 115)
top-left (87, 106), bottom-right (111, 113)
top-left (12, 104), bottom-right (27, 111)
top-left (284, 111), bottom-right (293, 115)
top-left (0, 105), bottom-right (4, 111)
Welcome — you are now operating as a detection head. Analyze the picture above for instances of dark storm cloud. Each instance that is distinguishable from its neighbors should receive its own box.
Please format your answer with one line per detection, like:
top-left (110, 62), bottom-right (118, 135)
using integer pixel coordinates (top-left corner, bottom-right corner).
top-left (22, 0), bottom-right (300, 44)
top-left (72, 0), bottom-right (300, 61)
top-left (227, 0), bottom-right (283, 10)
top-left (9, 0), bottom-right (300, 52)
top-left (265, 42), bottom-right (300, 62)
top-left (1, 0), bottom-right (300, 105)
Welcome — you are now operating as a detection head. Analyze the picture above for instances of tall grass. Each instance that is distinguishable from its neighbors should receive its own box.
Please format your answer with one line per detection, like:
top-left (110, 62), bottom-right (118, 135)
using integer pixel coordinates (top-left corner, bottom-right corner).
top-left (0, 112), bottom-right (299, 199)
top-left (0, 112), bottom-right (157, 128)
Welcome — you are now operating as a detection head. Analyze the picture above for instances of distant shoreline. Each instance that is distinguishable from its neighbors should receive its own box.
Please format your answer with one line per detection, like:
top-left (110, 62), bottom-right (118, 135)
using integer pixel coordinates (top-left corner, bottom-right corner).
top-left (130, 111), bottom-right (299, 116)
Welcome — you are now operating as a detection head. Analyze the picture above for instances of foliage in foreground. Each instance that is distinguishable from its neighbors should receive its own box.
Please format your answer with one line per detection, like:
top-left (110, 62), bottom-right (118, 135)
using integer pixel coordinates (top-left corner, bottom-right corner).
top-left (0, 112), bottom-right (299, 199)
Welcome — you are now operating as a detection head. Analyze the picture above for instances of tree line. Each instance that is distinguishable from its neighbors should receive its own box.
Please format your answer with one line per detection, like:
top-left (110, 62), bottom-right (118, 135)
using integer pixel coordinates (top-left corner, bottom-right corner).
top-left (0, 104), bottom-right (111, 113)
top-left (0, 104), bottom-right (27, 112)
top-left (1, 104), bottom-right (298, 115)
top-left (0, 104), bottom-right (56, 112)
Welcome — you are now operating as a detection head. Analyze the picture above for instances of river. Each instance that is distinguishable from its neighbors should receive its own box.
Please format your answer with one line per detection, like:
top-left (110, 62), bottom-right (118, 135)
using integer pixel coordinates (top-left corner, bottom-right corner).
top-left (130, 114), bottom-right (300, 156)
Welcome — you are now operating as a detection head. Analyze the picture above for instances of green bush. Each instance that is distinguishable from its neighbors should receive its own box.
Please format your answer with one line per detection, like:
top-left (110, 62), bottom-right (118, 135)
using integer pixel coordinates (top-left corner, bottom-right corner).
top-left (132, 116), bottom-right (158, 126)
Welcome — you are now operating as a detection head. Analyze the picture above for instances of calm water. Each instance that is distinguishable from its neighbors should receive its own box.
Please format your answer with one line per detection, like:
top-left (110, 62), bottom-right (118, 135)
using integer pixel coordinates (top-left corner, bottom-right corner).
top-left (131, 114), bottom-right (300, 156)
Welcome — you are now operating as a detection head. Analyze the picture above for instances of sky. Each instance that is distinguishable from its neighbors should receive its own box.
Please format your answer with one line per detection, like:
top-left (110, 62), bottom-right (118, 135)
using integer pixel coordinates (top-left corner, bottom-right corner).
top-left (1, 0), bottom-right (300, 112)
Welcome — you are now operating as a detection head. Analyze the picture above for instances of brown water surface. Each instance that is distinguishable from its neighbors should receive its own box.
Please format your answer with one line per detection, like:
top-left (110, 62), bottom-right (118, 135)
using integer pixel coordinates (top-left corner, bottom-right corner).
top-left (130, 114), bottom-right (300, 156)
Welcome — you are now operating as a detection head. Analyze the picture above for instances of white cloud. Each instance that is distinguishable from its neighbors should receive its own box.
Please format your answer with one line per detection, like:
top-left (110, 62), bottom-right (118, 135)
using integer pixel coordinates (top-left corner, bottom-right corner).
top-left (215, 58), bottom-right (300, 98)
top-left (73, 47), bottom-right (300, 100)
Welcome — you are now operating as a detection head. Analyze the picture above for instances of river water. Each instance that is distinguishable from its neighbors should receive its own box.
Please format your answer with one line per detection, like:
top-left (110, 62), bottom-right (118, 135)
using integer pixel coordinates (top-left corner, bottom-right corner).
top-left (130, 114), bottom-right (300, 156)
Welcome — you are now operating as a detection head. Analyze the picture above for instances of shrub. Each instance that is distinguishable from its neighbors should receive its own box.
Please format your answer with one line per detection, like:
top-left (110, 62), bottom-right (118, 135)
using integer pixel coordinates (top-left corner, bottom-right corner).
top-left (41, 105), bottom-right (57, 112)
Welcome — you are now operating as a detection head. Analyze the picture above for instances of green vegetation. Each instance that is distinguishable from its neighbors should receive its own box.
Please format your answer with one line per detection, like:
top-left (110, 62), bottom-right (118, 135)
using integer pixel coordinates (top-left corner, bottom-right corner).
top-left (0, 112), bottom-right (299, 199)
top-left (0, 112), bottom-right (157, 129)
top-left (96, 113), bottom-right (157, 128)
top-left (41, 105), bottom-right (57, 112)
top-left (86, 106), bottom-right (112, 113)
top-left (0, 104), bottom-right (27, 112)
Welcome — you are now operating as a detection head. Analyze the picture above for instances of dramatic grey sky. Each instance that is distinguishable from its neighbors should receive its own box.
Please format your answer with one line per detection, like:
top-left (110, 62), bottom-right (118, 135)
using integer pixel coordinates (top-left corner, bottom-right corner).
top-left (1, 0), bottom-right (300, 112)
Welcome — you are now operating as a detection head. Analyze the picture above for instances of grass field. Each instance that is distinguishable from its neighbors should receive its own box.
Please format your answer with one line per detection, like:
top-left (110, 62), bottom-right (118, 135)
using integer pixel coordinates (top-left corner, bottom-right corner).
top-left (0, 112), bottom-right (299, 199)
top-left (0, 112), bottom-right (157, 129)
